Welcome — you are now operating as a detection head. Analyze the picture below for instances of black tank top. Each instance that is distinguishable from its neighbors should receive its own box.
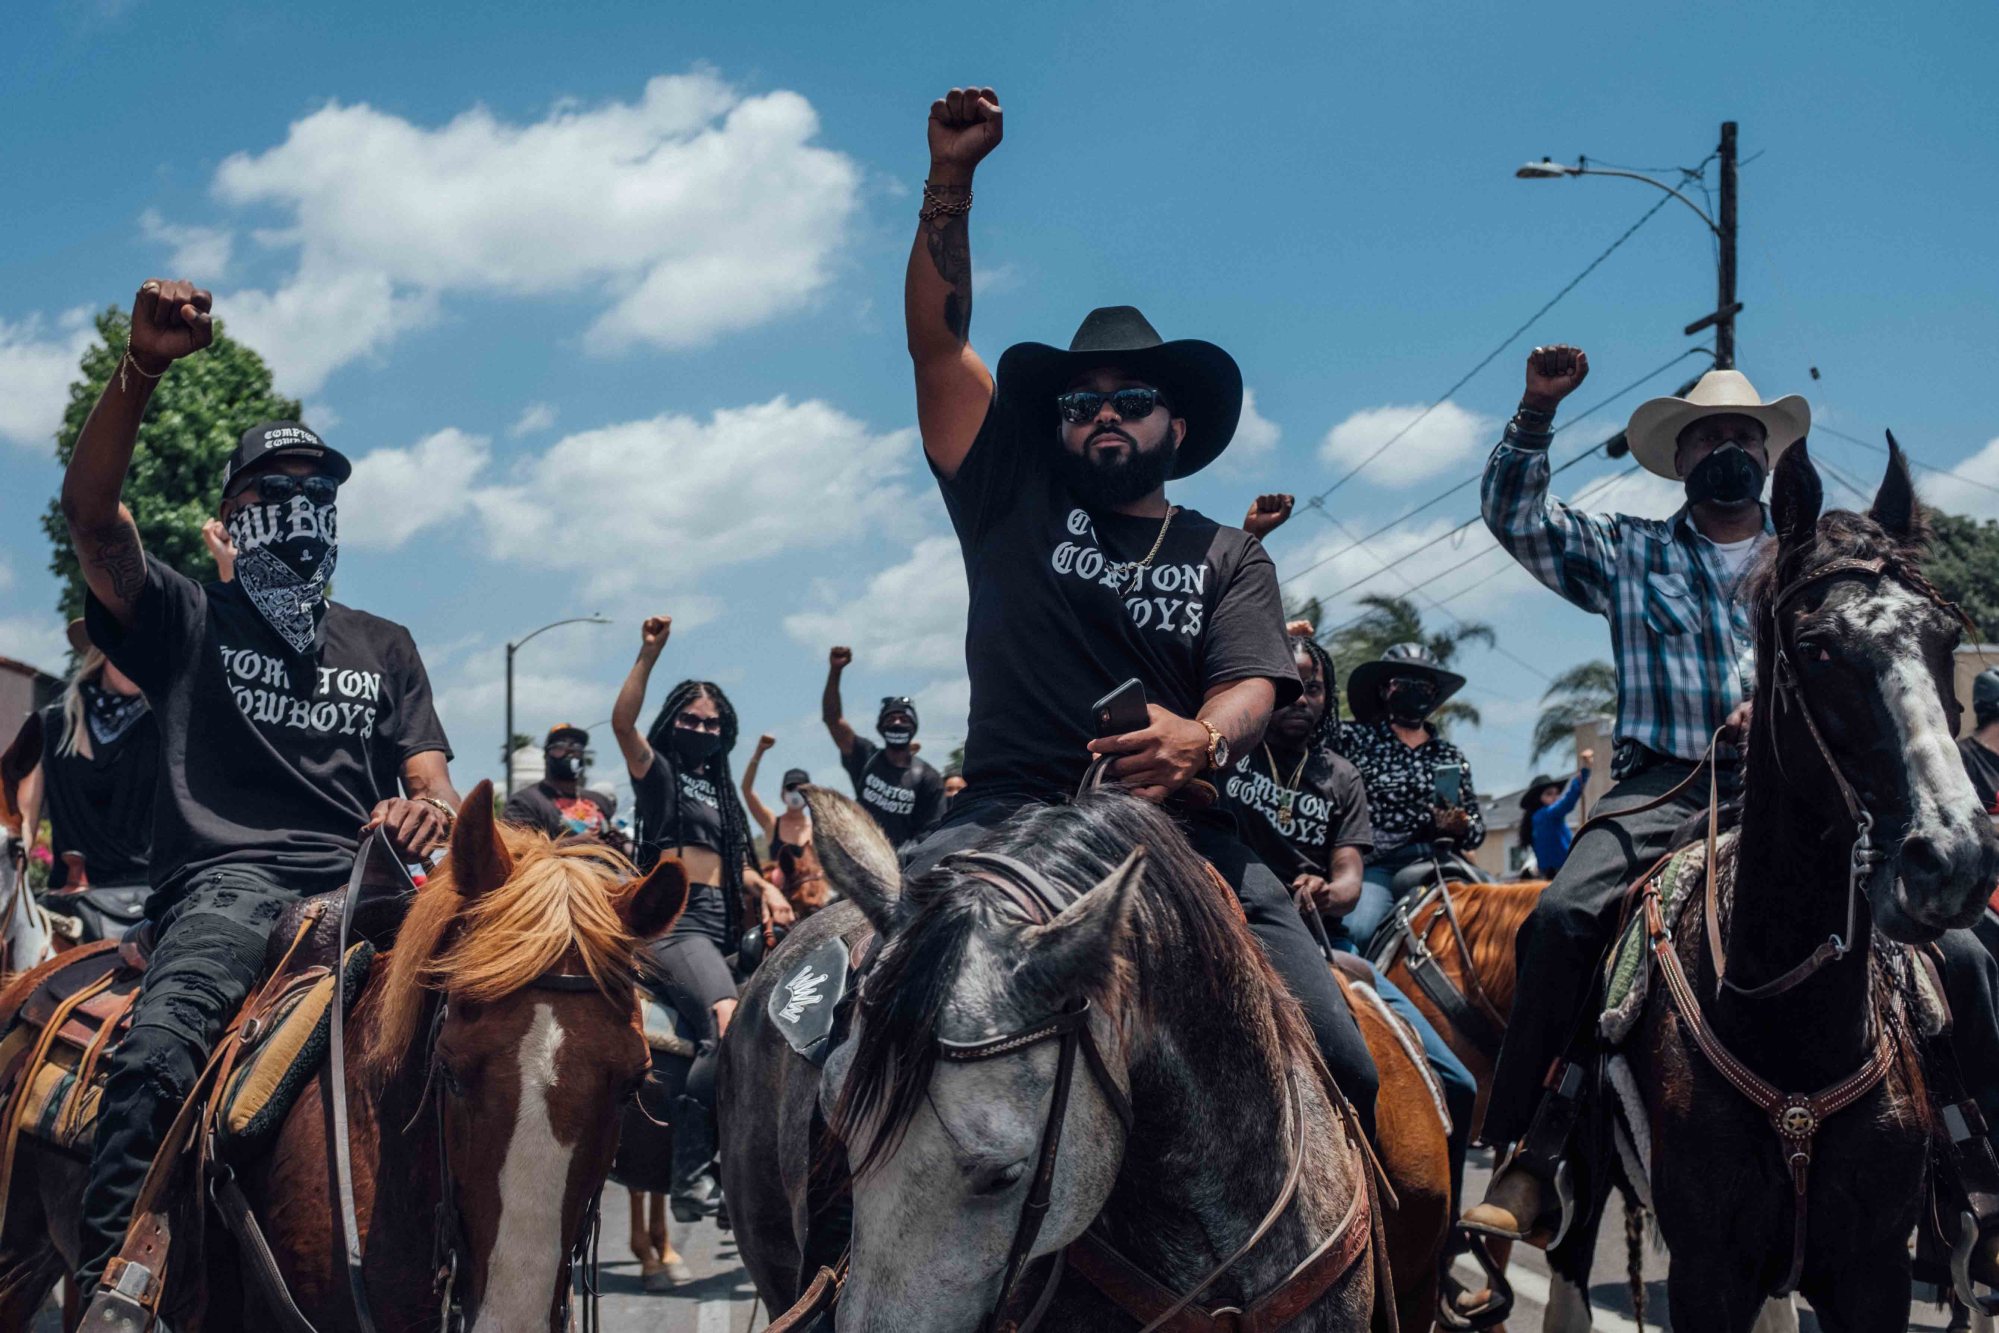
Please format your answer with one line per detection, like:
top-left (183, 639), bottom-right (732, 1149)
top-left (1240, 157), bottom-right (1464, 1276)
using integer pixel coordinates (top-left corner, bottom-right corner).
top-left (37, 699), bottom-right (157, 890)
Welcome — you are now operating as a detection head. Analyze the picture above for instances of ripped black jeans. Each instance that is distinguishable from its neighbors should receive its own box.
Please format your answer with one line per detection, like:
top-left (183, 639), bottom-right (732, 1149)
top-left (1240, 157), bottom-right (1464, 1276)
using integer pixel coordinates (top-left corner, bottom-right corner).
top-left (76, 866), bottom-right (292, 1293)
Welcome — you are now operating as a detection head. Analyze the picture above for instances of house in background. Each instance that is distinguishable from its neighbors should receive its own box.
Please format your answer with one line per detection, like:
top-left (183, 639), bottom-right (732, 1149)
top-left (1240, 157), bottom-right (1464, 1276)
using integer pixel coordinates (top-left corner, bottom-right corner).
top-left (1, 653), bottom-right (63, 767)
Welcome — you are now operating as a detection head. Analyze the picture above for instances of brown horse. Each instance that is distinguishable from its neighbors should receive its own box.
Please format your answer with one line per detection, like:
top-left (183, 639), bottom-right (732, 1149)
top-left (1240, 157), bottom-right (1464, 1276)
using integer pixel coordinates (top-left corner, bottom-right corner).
top-left (1333, 960), bottom-right (1452, 1332)
top-left (0, 780), bottom-right (686, 1330)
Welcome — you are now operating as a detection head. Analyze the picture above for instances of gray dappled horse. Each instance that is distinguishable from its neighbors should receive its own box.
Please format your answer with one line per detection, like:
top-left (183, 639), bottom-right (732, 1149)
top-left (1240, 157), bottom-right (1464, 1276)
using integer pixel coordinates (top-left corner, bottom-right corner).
top-left (719, 787), bottom-right (1378, 1332)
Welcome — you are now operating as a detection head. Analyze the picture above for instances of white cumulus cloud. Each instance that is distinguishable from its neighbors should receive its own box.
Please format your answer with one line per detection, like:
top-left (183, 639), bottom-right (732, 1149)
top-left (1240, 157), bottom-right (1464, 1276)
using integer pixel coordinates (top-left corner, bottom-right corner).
top-left (338, 427), bottom-right (494, 551)
top-left (140, 209), bottom-right (235, 278)
top-left (469, 396), bottom-right (917, 597)
top-left (1318, 401), bottom-right (1492, 489)
top-left (782, 535), bottom-right (969, 674)
top-left (0, 308), bottom-right (96, 451)
top-left (1945, 436), bottom-right (1999, 521)
top-left (203, 71), bottom-right (861, 393)
top-left (510, 402), bottom-right (558, 437)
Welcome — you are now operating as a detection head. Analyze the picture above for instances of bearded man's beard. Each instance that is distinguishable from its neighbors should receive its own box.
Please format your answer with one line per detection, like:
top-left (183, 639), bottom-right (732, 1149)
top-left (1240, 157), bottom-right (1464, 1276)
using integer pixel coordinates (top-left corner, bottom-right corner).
top-left (1055, 428), bottom-right (1178, 507)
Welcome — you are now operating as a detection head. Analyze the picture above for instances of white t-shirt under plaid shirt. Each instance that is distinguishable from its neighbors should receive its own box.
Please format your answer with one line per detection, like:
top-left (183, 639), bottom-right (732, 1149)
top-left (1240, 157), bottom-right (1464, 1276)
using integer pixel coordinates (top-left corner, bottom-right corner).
top-left (1481, 414), bottom-right (1769, 767)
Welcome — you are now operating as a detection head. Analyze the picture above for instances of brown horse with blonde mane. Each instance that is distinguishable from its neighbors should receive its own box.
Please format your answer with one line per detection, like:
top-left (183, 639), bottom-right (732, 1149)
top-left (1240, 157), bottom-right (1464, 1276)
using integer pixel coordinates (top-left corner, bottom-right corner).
top-left (0, 780), bottom-right (686, 1330)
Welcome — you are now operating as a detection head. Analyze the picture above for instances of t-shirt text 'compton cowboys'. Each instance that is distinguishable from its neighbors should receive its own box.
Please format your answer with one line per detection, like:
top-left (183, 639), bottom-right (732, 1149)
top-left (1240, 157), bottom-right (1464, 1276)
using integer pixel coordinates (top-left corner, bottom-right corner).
top-left (86, 560), bottom-right (450, 907)
top-left (840, 735), bottom-right (945, 846)
top-left (936, 389), bottom-right (1299, 800)
top-left (1221, 746), bottom-right (1374, 883)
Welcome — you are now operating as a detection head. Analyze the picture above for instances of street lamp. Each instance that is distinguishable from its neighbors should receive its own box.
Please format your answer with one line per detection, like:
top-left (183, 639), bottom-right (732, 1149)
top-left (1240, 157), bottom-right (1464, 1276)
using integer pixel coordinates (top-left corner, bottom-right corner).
top-left (1514, 122), bottom-right (1741, 367)
top-left (503, 616), bottom-right (611, 797)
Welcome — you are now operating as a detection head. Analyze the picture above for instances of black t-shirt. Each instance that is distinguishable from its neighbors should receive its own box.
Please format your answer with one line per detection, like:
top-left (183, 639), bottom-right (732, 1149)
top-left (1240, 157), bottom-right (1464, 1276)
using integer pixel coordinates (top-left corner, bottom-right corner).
top-left (1221, 743), bottom-right (1374, 883)
top-left (85, 561), bottom-right (451, 909)
top-left (501, 780), bottom-right (614, 841)
top-left (936, 391), bottom-right (1300, 799)
top-left (1961, 738), bottom-right (1999, 816)
top-left (840, 736), bottom-right (946, 846)
top-left (36, 699), bottom-right (157, 890)
top-left (631, 750), bottom-right (729, 863)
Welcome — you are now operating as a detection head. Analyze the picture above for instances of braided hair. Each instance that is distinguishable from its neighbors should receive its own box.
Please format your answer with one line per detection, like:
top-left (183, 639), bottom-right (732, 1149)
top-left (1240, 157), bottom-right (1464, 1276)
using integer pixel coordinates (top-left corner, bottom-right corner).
top-left (1293, 633), bottom-right (1340, 752)
top-left (640, 680), bottom-right (754, 932)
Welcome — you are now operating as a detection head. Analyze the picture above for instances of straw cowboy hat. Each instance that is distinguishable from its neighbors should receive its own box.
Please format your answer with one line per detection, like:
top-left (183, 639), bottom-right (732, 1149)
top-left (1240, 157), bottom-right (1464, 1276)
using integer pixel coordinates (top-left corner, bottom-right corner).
top-left (997, 305), bottom-right (1244, 479)
top-left (1624, 369), bottom-right (1811, 481)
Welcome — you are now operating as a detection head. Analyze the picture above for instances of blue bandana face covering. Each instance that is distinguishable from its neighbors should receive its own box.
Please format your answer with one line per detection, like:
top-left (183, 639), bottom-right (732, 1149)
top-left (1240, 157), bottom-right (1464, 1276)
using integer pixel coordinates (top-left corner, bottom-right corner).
top-left (225, 496), bottom-right (339, 656)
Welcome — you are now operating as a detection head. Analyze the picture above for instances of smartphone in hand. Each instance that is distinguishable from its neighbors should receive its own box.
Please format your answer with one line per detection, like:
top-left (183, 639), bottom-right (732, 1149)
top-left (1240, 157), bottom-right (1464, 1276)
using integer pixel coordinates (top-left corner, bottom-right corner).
top-left (1092, 678), bottom-right (1150, 738)
top-left (1432, 761), bottom-right (1465, 807)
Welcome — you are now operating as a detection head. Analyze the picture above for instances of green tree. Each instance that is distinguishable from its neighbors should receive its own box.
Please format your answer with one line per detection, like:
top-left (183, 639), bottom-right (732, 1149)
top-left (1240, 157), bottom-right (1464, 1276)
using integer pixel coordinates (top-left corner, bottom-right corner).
top-left (1532, 660), bottom-right (1617, 762)
top-left (1325, 593), bottom-right (1495, 732)
top-left (41, 307), bottom-right (300, 620)
top-left (1929, 510), bottom-right (1999, 635)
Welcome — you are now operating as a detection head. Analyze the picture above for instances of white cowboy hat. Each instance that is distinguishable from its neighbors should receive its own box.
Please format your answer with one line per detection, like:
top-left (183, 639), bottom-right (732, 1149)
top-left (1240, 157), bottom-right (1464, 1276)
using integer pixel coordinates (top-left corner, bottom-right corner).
top-left (1624, 369), bottom-right (1811, 481)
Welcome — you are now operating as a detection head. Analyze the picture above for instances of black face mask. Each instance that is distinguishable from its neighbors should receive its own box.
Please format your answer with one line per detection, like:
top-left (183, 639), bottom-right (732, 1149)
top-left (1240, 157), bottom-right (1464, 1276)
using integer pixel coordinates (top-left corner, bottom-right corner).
top-left (880, 726), bottom-right (915, 748)
top-left (82, 681), bottom-right (149, 747)
top-left (670, 727), bottom-right (724, 764)
top-left (546, 753), bottom-right (580, 781)
top-left (1385, 682), bottom-right (1438, 723)
top-left (226, 496), bottom-right (339, 656)
top-left (1684, 443), bottom-right (1767, 507)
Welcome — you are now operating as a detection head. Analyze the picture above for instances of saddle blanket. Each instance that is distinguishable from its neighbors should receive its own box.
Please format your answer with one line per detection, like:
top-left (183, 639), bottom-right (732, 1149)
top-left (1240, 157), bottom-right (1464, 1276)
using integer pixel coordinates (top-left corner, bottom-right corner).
top-left (0, 941), bottom-right (372, 1161)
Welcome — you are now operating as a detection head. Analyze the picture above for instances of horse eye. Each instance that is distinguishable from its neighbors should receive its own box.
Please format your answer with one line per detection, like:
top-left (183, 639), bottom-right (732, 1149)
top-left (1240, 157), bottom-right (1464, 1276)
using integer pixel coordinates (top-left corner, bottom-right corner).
top-left (972, 1161), bottom-right (1028, 1197)
top-left (438, 1063), bottom-right (468, 1098)
top-left (1796, 637), bottom-right (1832, 663)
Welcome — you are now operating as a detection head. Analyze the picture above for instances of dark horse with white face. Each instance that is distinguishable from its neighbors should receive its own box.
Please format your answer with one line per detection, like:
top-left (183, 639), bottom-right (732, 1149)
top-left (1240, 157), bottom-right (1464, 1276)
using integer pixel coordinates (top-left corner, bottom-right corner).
top-left (1616, 440), bottom-right (1999, 1329)
top-left (719, 788), bottom-right (1379, 1332)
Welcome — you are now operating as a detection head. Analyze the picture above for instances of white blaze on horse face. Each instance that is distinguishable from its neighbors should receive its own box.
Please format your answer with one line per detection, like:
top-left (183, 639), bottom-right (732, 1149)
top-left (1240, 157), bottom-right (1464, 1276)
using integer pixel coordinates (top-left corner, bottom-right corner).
top-left (472, 1002), bottom-right (574, 1332)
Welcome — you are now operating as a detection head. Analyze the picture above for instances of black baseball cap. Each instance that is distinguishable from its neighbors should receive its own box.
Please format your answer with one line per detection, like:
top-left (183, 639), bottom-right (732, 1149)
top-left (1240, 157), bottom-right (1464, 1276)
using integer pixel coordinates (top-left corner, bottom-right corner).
top-left (1976, 667), bottom-right (1999, 713)
top-left (223, 421), bottom-right (353, 497)
top-left (781, 768), bottom-right (811, 789)
top-left (545, 723), bottom-right (590, 748)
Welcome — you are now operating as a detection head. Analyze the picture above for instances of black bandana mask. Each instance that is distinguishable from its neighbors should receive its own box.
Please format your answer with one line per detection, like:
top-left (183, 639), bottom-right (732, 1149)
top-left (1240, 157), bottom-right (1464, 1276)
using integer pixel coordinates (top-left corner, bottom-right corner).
top-left (1384, 681), bottom-right (1439, 724)
top-left (670, 727), bottom-right (724, 764)
top-left (82, 682), bottom-right (148, 748)
top-left (226, 497), bottom-right (339, 657)
top-left (1684, 443), bottom-right (1767, 508)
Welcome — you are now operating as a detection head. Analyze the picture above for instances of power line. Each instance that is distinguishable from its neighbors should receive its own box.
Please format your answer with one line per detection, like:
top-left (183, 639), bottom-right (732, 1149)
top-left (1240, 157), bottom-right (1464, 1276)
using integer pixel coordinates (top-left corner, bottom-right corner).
top-left (1812, 423), bottom-right (1999, 499)
top-left (1281, 347), bottom-right (1707, 591)
top-left (1298, 190), bottom-right (1680, 506)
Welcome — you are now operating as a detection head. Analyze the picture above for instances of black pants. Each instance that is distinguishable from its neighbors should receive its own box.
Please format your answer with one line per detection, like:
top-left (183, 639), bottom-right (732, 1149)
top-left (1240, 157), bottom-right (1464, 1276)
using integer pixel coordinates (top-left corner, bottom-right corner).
top-left (77, 866), bottom-right (292, 1291)
top-left (1484, 759), bottom-right (1999, 1154)
top-left (645, 926), bottom-right (738, 1109)
top-left (907, 798), bottom-right (1379, 1144)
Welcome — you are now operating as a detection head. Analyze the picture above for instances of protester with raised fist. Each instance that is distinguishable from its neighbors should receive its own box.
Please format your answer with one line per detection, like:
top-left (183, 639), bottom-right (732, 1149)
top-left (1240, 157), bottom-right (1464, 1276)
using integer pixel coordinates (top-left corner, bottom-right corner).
top-left (62, 279), bottom-right (459, 1305)
top-left (821, 645), bottom-right (944, 847)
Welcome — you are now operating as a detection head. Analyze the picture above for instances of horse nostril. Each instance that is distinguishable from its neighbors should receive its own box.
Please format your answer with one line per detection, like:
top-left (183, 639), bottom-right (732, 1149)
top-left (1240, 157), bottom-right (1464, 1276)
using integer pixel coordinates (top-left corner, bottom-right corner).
top-left (1899, 831), bottom-right (1951, 889)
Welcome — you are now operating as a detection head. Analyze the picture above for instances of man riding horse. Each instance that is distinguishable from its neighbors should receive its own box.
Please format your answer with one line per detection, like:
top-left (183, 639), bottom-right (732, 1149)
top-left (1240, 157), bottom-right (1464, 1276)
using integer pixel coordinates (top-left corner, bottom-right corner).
top-left (61, 278), bottom-right (461, 1314)
top-left (1463, 345), bottom-right (1999, 1281)
top-left (822, 647), bottom-right (947, 848)
top-left (898, 86), bottom-right (1382, 1141)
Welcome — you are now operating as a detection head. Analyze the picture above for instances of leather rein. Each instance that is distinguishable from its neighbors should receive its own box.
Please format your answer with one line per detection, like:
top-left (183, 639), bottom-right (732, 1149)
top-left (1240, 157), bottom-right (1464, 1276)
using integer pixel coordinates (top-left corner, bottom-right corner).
top-left (1643, 552), bottom-right (1963, 1296)
top-left (934, 849), bottom-right (1371, 1333)
top-left (1371, 869), bottom-right (1507, 1060)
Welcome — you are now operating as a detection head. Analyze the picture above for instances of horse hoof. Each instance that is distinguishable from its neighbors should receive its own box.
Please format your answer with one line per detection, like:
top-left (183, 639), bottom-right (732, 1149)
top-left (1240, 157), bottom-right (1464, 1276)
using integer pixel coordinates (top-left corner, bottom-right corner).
top-left (644, 1262), bottom-right (692, 1292)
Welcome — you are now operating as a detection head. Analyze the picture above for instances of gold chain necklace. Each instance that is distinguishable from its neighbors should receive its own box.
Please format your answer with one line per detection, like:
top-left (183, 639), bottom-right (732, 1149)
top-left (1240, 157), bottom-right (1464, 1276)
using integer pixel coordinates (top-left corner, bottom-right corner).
top-left (1264, 742), bottom-right (1310, 823)
top-left (1118, 505), bottom-right (1178, 595)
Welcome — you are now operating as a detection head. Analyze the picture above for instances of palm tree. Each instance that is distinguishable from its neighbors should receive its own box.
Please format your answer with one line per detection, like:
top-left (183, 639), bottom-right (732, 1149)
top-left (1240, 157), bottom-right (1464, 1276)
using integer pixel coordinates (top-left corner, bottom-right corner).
top-left (1324, 594), bottom-right (1495, 732)
top-left (1532, 660), bottom-right (1617, 762)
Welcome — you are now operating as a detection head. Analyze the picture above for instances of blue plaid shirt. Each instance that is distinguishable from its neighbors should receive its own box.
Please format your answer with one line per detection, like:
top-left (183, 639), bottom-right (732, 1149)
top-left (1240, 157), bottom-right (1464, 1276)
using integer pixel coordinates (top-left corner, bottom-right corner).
top-left (1481, 415), bottom-right (1771, 766)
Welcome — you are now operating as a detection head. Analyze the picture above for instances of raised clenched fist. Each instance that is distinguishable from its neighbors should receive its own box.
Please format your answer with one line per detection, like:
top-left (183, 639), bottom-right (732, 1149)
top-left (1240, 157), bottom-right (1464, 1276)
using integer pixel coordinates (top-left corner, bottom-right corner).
top-left (640, 615), bottom-right (673, 653)
top-left (756, 733), bottom-right (777, 753)
top-left (829, 645), bottom-right (853, 670)
top-left (1523, 345), bottom-right (1589, 411)
top-left (1243, 493), bottom-right (1295, 541)
top-left (927, 87), bottom-right (1003, 183)
top-left (128, 279), bottom-right (213, 373)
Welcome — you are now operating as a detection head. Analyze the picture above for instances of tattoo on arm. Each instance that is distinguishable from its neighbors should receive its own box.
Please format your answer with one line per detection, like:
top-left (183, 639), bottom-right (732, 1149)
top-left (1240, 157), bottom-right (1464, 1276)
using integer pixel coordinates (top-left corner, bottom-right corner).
top-left (924, 212), bottom-right (973, 343)
top-left (83, 517), bottom-right (147, 604)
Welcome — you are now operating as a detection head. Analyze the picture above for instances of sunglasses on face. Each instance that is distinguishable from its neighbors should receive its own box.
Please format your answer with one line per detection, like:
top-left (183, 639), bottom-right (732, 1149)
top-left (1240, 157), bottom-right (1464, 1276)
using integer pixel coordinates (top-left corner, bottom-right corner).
top-left (674, 712), bottom-right (724, 734)
top-left (1054, 387), bottom-right (1169, 425)
top-left (238, 474), bottom-right (339, 506)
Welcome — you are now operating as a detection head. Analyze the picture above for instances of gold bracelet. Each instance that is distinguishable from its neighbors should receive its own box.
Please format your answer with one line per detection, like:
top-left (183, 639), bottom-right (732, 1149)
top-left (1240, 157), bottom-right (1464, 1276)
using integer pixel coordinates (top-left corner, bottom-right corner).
top-left (918, 182), bottom-right (973, 223)
top-left (119, 349), bottom-right (168, 394)
top-left (418, 796), bottom-right (458, 831)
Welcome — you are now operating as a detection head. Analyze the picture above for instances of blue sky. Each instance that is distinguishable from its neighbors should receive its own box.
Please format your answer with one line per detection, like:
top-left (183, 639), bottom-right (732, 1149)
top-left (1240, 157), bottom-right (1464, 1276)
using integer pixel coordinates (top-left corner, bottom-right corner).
top-left (4, 0), bottom-right (1997, 813)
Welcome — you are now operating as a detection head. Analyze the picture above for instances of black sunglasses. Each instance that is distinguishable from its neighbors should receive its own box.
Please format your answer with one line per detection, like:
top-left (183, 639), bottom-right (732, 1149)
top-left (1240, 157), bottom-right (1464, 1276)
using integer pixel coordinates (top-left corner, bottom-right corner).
top-left (237, 473), bottom-right (339, 506)
top-left (674, 711), bottom-right (724, 734)
top-left (1054, 387), bottom-right (1170, 425)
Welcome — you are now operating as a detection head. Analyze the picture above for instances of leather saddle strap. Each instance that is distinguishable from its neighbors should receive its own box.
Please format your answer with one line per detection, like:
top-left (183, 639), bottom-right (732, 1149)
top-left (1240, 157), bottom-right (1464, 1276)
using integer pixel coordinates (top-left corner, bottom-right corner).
top-left (211, 1171), bottom-right (322, 1333)
top-left (988, 1022), bottom-right (1083, 1331)
top-left (0, 968), bottom-right (121, 1240)
top-left (61, 985), bottom-right (141, 1144)
top-left (1400, 930), bottom-right (1502, 1060)
top-left (763, 1257), bottom-right (847, 1333)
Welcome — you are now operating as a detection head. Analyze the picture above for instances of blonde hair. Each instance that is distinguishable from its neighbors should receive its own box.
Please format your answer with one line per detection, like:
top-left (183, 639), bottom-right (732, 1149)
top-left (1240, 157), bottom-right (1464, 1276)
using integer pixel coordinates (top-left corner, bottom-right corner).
top-left (363, 825), bottom-right (646, 1080)
top-left (57, 648), bottom-right (110, 760)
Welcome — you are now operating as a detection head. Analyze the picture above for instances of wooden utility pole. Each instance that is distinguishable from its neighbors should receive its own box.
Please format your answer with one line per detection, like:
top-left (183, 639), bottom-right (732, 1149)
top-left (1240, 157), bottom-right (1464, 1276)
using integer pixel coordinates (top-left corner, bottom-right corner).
top-left (1715, 120), bottom-right (1738, 368)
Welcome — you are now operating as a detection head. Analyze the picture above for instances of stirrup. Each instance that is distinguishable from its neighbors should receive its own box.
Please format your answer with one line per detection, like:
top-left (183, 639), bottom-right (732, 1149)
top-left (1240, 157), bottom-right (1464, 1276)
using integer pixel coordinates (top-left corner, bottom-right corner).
top-left (1462, 1152), bottom-right (1575, 1251)
top-left (77, 1259), bottom-right (158, 1332)
top-left (1436, 1231), bottom-right (1516, 1331)
top-left (1949, 1210), bottom-right (1999, 1317)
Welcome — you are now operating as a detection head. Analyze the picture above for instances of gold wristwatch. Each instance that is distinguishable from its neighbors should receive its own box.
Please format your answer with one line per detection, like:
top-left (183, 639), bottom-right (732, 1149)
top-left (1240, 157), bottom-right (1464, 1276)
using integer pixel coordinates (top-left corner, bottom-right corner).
top-left (1198, 720), bottom-right (1229, 772)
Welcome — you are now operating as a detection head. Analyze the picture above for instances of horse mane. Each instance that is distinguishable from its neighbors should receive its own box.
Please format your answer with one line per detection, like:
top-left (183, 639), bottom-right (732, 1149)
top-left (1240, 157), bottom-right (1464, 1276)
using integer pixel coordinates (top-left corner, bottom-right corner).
top-left (1433, 880), bottom-right (1548, 984)
top-left (834, 790), bottom-right (1311, 1175)
top-left (363, 827), bottom-right (642, 1079)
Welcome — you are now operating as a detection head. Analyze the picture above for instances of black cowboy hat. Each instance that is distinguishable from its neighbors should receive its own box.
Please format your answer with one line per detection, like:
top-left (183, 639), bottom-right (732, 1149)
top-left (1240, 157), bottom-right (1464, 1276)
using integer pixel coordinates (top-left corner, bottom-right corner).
top-left (1519, 774), bottom-right (1564, 810)
top-left (1345, 642), bottom-right (1468, 726)
top-left (995, 306), bottom-right (1244, 479)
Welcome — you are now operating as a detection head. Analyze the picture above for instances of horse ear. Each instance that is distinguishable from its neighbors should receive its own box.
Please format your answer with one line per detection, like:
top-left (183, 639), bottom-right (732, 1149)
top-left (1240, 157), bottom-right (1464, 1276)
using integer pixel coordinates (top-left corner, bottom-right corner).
top-left (622, 855), bottom-right (689, 940)
top-left (448, 780), bottom-right (513, 899)
top-left (1771, 439), bottom-right (1822, 547)
top-left (1870, 430), bottom-right (1919, 540)
top-left (806, 786), bottom-right (900, 932)
top-left (1016, 847), bottom-right (1144, 1007)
